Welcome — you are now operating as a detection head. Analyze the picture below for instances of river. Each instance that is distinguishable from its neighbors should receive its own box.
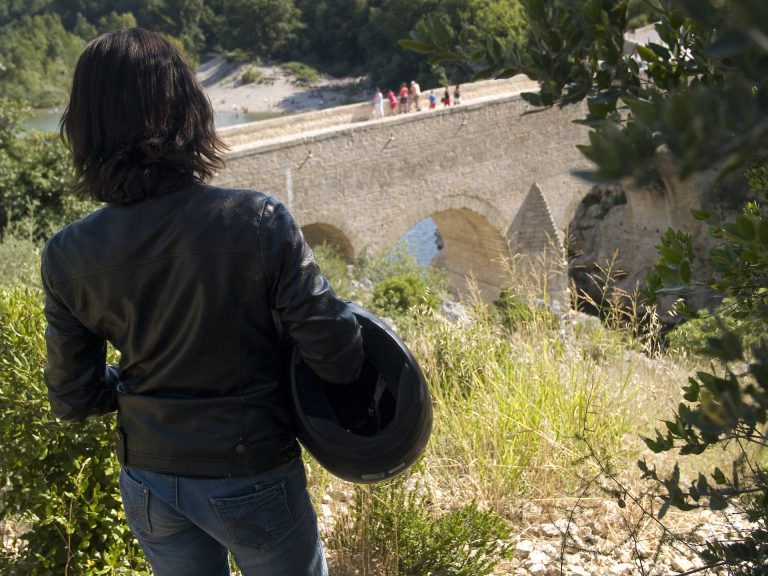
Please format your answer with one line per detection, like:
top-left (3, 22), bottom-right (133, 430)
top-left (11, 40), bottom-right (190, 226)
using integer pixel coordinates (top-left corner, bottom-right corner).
top-left (23, 109), bottom-right (283, 133)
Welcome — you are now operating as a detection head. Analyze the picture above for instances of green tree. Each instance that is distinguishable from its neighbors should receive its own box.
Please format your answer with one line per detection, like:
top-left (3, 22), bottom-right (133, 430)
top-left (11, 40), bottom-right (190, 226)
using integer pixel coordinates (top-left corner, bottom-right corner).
top-left (0, 0), bottom-right (55, 26)
top-left (95, 11), bottom-right (138, 33)
top-left (0, 13), bottom-right (85, 107)
top-left (291, 0), bottom-right (369, 73)
top-left (0, 98), bottom-right (90, 239)
top-left (204, 0), bottom-right (302, 58)
top-left (407, 0), bottom-right (768, 571)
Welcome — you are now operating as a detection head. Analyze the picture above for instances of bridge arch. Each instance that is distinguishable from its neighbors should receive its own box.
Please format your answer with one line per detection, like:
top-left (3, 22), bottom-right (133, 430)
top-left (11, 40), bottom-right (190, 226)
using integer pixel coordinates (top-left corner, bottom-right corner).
top-left (430, 208), bottom-right (511, 298)
top-left (301, 222), bottom-right (355, 261)
top-left (382, 194), bottom-right (511, 298)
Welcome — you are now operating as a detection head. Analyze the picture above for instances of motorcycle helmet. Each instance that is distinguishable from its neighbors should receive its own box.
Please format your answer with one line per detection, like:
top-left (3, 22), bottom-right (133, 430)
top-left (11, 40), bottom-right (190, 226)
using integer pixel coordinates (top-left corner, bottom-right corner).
top-left (290, 302), bottom-right (432, 483)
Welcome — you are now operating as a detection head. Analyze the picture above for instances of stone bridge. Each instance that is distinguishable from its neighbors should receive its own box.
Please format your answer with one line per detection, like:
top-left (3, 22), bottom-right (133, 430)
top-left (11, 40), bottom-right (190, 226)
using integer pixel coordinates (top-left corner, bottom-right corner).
top-left (215, 77), bottom-right (594, 299)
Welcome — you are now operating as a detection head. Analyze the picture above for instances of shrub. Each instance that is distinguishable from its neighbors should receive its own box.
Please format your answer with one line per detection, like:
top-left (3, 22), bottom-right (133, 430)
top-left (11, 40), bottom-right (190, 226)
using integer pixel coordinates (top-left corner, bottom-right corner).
top-left (282, 61), bottom-right (320, 85)
top-left (493, 287), bottom-right (533, 330)
top-left (640, 202), bottom-right (768, 571)
top-left (667, 301), bottom-right (765, 357)
top-left (329, 475), bottom-right (513, 576)
top-left (240, 66), bottom-right (264, 85)
top-left (0, 98), bottom-right (96, 240)
top-left (311, 242), bottom-right (355, 301)
top-left (0, 222), bottom-right (40, 289)
top-left (372, 273), bottom-right (439, 317)
top-left (0, 287), bottom-right (149, 575)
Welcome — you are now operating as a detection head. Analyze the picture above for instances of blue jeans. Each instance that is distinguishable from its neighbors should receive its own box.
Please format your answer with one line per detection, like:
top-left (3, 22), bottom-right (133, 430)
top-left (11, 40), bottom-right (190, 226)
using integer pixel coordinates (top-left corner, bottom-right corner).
top-left (119, 457), bottom-right (328, 576)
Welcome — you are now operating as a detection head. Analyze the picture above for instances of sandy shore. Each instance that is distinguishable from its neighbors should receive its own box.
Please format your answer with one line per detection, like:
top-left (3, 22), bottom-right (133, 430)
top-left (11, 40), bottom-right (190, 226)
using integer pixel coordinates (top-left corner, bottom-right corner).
top-left (197, 56), bottom-right (368, 114)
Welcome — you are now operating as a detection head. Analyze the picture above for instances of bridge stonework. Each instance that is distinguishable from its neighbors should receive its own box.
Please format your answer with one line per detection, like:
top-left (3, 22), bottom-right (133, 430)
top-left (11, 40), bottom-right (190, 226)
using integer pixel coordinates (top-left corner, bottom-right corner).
top-left (215, 79), bottom-right (593, 300)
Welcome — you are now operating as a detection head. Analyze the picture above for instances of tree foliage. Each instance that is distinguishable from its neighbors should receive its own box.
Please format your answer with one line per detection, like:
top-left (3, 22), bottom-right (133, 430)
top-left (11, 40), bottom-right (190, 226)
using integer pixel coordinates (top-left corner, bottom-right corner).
top-left (406, 0), bottom-right (768, 571)
top-left (0, 0), bottom-right (528, 108)
top-left (0, 13), bottom-right (85, 107)
top-left (0, 288), bottom-right (150, 574)
top-left (406, 0), bottom-right (768, 182)
top-left (0, 98), bottom-right (92, 240)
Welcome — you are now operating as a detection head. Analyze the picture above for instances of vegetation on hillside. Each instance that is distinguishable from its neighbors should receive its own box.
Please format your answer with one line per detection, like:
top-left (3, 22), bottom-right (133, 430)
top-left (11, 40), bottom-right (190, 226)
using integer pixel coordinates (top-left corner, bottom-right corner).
top-left (0, 0), bottom-right (530, 109)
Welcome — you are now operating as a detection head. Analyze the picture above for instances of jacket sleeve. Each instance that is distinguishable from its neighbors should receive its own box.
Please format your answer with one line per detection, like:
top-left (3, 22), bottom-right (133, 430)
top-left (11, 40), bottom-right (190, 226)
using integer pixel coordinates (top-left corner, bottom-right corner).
top-left (260, 199), bottom-right (363, 384)
top-left (41, 247), bottom-right (119, 422)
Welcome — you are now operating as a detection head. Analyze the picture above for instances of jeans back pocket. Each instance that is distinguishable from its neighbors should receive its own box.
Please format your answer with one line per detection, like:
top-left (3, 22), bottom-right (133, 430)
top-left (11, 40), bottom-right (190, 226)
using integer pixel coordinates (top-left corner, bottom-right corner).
top-left (211, 480), bottom-right (294, 550)
top-left (119, 467), bottom-right (152, 536)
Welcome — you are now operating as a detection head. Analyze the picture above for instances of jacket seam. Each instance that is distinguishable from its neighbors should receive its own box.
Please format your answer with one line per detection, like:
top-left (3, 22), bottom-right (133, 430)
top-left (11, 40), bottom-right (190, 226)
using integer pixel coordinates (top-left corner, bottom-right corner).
top-left (256, 198), bottom-right (272, 305)
top-left (47, 248), bottom-right (261, 286)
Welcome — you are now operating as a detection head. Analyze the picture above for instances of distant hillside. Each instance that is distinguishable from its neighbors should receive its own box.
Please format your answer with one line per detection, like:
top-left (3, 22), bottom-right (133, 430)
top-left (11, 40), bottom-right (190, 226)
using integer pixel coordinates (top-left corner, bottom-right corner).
top-left (0, 0), bottom-right (530, 109)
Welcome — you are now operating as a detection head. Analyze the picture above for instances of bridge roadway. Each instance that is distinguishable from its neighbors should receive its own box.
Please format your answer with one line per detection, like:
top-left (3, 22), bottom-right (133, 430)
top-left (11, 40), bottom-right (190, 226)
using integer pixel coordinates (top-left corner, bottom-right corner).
top-left (214, 76), bottom-right (593, 300)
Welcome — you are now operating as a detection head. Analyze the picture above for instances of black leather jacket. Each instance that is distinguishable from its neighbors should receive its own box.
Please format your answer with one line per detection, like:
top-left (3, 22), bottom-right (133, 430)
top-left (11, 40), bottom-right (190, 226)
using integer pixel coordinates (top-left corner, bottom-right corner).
top-left (41, 183), bottom-right (363, 477)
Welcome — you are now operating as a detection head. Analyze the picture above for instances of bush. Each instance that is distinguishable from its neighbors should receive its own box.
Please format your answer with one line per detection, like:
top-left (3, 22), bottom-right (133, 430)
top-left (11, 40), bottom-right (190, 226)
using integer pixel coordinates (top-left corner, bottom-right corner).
top-left (0, 99), bottom-right (96, 240)
top-left (240, 66), bottom-right (264, 85)
top-left (311, 242), bottom-right (355, 301)
top-left (0, 287), bottom-right (149, 575)
top-left (372, 273), bottom-right (439, 317)
top-left (493, 287), bottom-right (533, 330)
top-left (329, 475), bottom-right (513, 576)
top-left (667, 302), bottom-right (765, 356)
top-left (0, 222), bottom-right (40, 289)
top-left (282, 61), bottom-right (320, 85)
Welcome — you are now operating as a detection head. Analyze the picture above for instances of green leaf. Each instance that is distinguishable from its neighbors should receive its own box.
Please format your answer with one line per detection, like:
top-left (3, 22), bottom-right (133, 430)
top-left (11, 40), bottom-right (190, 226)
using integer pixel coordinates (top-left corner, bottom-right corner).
top-left (691, 209), bottom-right (713, 222)
top-left (680, 259), bottom-right (691, 284)
top-left (758, 218), bottom-right (768, 246)
top-left (636, 45), bottom-right (659, 63)
top-left (429, 51), bottom-right (466, 65)
top-left (709, 491), bottom-right (727, 511)
top-left (683, 378), bottom-right (700, 402)
top-left (712, 467), bottom-right (727, 484)
top-left (737, 215), bottom-right (757, 241)
top-left (398, 39), bottom-right (435, 54)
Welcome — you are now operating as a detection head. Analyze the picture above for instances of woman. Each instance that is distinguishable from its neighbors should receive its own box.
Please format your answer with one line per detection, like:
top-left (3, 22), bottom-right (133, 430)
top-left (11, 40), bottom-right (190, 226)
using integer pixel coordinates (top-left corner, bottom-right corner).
top-left (44, 28), bottom-right (362, 576)
top-left (398, 81), bottom-right (409, 113)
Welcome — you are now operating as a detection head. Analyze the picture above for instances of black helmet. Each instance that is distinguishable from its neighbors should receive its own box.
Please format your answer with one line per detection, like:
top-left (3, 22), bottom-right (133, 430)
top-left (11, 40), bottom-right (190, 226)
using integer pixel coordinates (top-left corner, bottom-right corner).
top-left (290, 302), bottom-right (432, 483)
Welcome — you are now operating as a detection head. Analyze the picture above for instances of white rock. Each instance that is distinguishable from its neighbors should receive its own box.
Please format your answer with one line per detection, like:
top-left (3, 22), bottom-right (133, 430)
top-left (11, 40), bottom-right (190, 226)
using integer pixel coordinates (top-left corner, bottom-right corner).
top-left (515, 539), bottom-right (534, 559)
top-left (566, 566), bottom-right (591, 576)
top-left (539, 542), bottom-right (559, 557)
top-left (527, 549), bottom-right (551, 566)
top-left (440, 300), bottom-right (471, 324)
top-left (554, 518), bottom-right (577, 535)
top-left (671, 557), bottom-right (695, 572)
top-left (635, 542), bottom-right (652, 559)
top-left (608, 562), bottom-right (635, 576)
top-left (540, 523), bottom-right (562, 538)
top-left (527, 563), bottom-right (547, 575)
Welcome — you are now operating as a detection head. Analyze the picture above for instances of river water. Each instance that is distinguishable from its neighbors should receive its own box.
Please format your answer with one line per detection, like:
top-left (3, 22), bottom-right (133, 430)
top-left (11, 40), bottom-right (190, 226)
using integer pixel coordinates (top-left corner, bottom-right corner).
top-left (23, 109), bottom-right (282, 133)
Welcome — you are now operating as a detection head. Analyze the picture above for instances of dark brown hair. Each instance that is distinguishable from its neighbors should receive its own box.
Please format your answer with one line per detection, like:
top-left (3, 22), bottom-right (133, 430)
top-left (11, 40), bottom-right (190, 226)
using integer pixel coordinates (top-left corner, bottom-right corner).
top-left (61, 28), bottom-right (226, 204)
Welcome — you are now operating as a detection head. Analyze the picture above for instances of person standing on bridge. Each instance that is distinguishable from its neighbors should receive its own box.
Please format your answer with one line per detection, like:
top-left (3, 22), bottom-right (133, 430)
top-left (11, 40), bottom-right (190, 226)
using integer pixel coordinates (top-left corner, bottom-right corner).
top-left (372, 87), bottom-right (385, 118)
top-left (410, 80), bottom-right (421, 111)
top-left (42, 28), bottom-right (362, 576)
top-left (398, 82), bottom-right (409, 114)
top-left (387, 88), bottom-right (398, 115)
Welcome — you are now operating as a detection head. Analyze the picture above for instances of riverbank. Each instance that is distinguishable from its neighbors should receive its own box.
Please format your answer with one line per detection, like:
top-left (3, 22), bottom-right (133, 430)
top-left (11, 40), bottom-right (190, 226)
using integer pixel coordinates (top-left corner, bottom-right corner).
top-left (24, 56), bottom-right (370, 132)
top-left (199, 56), bottom-right (368, 115)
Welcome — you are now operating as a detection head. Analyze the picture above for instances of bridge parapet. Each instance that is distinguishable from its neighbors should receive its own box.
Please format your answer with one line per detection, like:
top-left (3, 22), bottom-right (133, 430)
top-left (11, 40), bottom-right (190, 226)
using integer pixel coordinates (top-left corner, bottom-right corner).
top-left (218, 76), bottom-right (538, 150)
